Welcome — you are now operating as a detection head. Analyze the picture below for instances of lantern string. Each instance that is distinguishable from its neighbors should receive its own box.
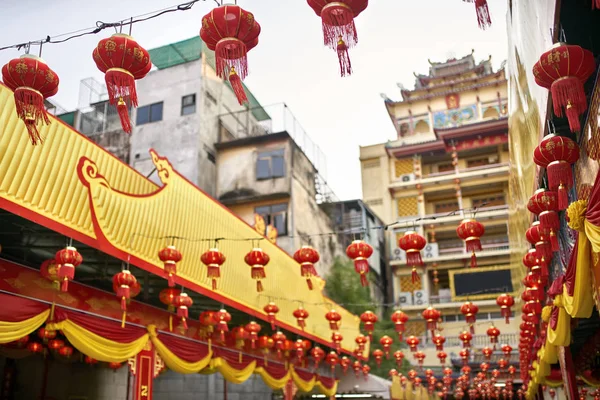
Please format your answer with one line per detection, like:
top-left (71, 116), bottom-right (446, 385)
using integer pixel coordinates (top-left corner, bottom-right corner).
top-left (0, 0), bottom-right (221, 52)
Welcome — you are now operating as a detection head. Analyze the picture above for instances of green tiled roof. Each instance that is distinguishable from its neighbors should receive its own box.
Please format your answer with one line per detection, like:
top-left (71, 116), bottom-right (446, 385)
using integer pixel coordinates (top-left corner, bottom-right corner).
top-left (148, 37), bottom-right (269, 122)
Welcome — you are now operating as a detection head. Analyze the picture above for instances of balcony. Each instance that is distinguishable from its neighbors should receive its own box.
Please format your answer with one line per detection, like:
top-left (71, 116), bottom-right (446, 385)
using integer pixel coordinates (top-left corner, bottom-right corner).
top-left (399, 298), bottom-right (500, 311)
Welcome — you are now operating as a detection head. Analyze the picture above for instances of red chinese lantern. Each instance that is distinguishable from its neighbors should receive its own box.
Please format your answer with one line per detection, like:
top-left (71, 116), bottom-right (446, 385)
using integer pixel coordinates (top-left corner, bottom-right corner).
top-left (84, 355), bottom-right (98, 365)
top-left (272, 331), bottom-right (287, 359)
top-left (534, 135), bottom-right (580, 209)
top-left (360, 310), bottom-right (378, 340)
top-left (27, 342), bottom-right (43, 354)
top-left (40, 259), bottom-right (60, 290)
top-left (92, 34), bottom-right (151, 133)
top-left (522, 249), bottom-right (542, 277)
top-left (391, 310), bottom-right (409, 340)
top-left (398, 231), bottom-right (426, 282)
top-left (528, 189), bottom-right (560, 251)
top-left (379, 335), bottom-right (393, 358)
top-left (306, 0), bottom-right (368, 77)
top-left (502, 344), bottom-right (513, 359)
top-left (159, 287), bottom-right (181, 331)
top-left (460, 301), bottom-right (479, 333)
top-left (526, 222), bottom-right (553, 268)
top-left (414, 351), bottom-right (426, 366)
top-left (459, 331), bottom-right (472, 348)
top-left (498, 358), bottom-right (508, 369)
top-left (422, 306), bottom-right (441, 334)
top-left (37, 327), bottom-right (56, 342)
top-left (325, 351), bottom-right (338, 372)
top-left (346, 240), bottom-right (373, 287)
top-left (496, 293), bottom-right (515, 323)
top-left (54, 246), bottom-right (83, 292)
top-left (372, 349), bottom-right (384, 367)
top-left (462, 0), bottom-right (491, 29)
top-left (461, 365), bottom-right (471, 376)
top-left (437, 351), bottom-right (448, 365)
top-left (59, 345), bottom-right (73, 358)
top-left (352, 360), bottom-right (362, 378)
top-left (158, 245), bottom-right (182, 287)
top-left (112, 270), bottom-right (137, 327)
top-left (108, 362), bottom-right (122, 370)
top-left (433, 334), bottom-right (446, 351)
top-left (48, 338), bottom-right (64, 350)
top-left (355, 334), bottom-right (368, 353)
top-left (331, 332), bottom-right (343, 353)
top-left (533, 43), bottom-right (596, 133)
top-left (326, 309), bottom-right (342, 330)
top-left (340, 356), bottom-right (350, 375)
top-left (1, 54), bottom-right (59, 144)
top-left (480, 362), bottom-right (490, 373)
top-left (393, 350), bottom-right (405, 368)
top-left (199, 311), bottom-right (216, 340)
top-left (456, 219), bottom-right (485, 268)
top-left (487, 325), bottom-right (500, 346)
top-left (312, 347), bottom-right (326, 368)
top-left (257, 335), bottom-right (274, 359)
top-left (263, 302), bottom-right (279, 330)
top-left (200, 248), bottom-right (226, 291)
top-left (232, 326), bottom-right (249, 350)
top-left (200, 5), bottom-right (261, 105)
top-left (444, 367), bottom-right (453, 377)
top-left (362, 364), bottom-right (370, 380)
top-left (173, 292), bottom-right (193, 330)
top-left (406, 335), bottom-right (420, 352)
top-left (244, 248), bottom-right (270, 292)
top-left (408, 370), bottom-right (418, 380)
top-left (214, 309), bottom-right (231, 343)
top-left (389, 369), bottom-right (399, 378)
top-left (293, 245), bottom-right (320, 290)
top-left (293, 339), bottom-right (306, 364)
top-left (293, 307), bottom-right (309, 331)
top-left (245, 321), bottom-right (261, 349)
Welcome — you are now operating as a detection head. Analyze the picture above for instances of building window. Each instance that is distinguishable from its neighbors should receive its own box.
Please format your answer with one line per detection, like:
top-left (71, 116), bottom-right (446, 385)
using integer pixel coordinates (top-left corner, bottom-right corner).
top-left (136, 102), bottom-right (163, 125)
top-left (467, 157), bottom-right (492, 168)
top-left (438, 163), bottom-right (454, 173)
top-left (472, 194), bottom-right (505, 209)
top-left (434, 200), bottom-right (459, 214)
top-left (255, 204), bottom-right (288, 235)
top-left (256, 149), bottom-right (285, 179)
top-left (181, 94), bottom-right (196, 115)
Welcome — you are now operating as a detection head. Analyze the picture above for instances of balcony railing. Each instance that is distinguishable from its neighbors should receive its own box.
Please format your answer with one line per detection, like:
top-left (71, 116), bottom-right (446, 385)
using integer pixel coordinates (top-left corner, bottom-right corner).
top-left (438, 242), bottom-right (510, 256)
top-left (392, 162), bottom-right (509, 186)
top-left (419, 333), bottom-right (518, 349)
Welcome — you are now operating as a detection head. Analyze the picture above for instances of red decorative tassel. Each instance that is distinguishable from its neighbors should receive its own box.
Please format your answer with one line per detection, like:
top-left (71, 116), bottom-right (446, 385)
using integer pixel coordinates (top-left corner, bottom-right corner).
top-left (167, 274), bottom-right (175, 287)
top-left (354, 259), bottom-right (369, 287)
top-left (13, 88), bottom-right (49, 145)
top-left (215, 39), bottom-right (248, 79)
top-left (550, 77), bottom-right (587, 119)
top-left (407, 251), bottom-right (423, 267)
top-left (61, 279), bottom-right (69, 292)
top-left (105, 69), bottom-right (137, 133)
top-left (470, 325), bottom-right (475, 334)
top-left (540, 211), bottom-right (559, 231)
top-left (252, 266), bottom-right (266, 292)
top-left (208, 265), bottom-right (220, 291)
top-left (58, 264), bottom-right (74, 293)
top-left (412, 267), bottom-right (420, 283)
top-left (164, 263), bottom-right (177, 287)
top-left (550, 231), bottom-right (559, 252)
top-left (558, 184), bottom-right (569, 210)
top-left (256, 281), bottom-right (263, 292)
top-left (566, 102), bottom-right (582, 132)
top-left (228, 67), bottom-right (248, 106)
top-left (301, 263), bottom-right (318, 290)
top-left (337, 38), bottom-right (352, 77)
top-left (116, 99), bottom-right (132, 134)
top-left (321, 4), bottom-right (358, 48)
top-left (329, 321), bottom-right (339, 330)
top-left (502, 309), bottom-right (510, 324)
top-left (470, 252), bottom-right (477, 268)
top-left (474, 0), bottom-right (492, 29)
top-left (306, 279), bottom-right (313, 290)
top-left (120, 297), bottom-right (127, 311)
top-left (360, 273), bottom-right (368, 287)
top-left (268, 316), bottom-right (276, 331)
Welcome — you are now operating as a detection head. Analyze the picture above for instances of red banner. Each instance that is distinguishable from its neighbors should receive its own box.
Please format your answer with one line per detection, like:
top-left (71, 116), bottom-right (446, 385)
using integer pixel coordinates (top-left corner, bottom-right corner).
top-left (447, 133), bottom-right (508, 152)
top-left (129, 341), bottom-right (164, 400)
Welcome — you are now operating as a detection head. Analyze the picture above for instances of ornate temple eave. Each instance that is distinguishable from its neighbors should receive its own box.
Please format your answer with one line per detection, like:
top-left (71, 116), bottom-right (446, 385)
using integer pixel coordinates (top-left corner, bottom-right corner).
top-left (434, 117), bottom-right (509, 141)
top-left (385, 139), bottom-right (445, 158)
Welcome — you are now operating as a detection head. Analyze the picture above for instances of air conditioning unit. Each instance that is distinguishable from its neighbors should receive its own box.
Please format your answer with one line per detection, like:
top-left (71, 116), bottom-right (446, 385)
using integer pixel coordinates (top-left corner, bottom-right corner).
top-left (423, 243), bottom-right (439, 259)
top-left (400, 173), bottom-right (416, 183)
top-left (392, 247), bottom-right (407, 261)
top-left (413, 290), bottom-right (429, 306)
top-left (398, 292), bottom-right (413, 306)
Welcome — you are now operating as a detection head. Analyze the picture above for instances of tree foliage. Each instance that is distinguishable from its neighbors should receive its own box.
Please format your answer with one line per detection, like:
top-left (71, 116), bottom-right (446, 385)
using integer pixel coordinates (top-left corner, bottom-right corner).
top-left (324, 257), bottom-right (411, 379)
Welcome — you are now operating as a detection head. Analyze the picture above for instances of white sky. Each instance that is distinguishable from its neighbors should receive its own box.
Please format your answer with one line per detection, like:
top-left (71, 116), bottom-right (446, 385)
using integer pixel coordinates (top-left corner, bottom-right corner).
top-left (1, 0), bottom-right (508, 200)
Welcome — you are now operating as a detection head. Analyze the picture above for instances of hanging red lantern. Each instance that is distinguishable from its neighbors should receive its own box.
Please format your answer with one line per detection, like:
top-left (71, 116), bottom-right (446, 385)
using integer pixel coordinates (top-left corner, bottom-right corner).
top-left (325, 351), bottom-right (339, 372)
top-left (360, 310), bottom-right (378, 340)
top-left (379, 335), bottom-right (393, 358)
top-left (326, 309), bottom-right (342, 330)
top-left (158, 245), bottom-right (182, 287)
top-left (393, 350), bottom-right (405, 368)
top-left (456, 219), bottom-right (485, 268)
top-left (27, 342), bottom-right (43, 354)
top-left (389, 369), bottom-right (399, 378)
top-left (526, 222), bottom-right (553, 268)
top-left (159, 287), bottom-right (181, 332)
top-left (108, 362), bottom-right (122, 370)
top-left (354, 334), bottom-right (368, 353)
top-left (92, 34), bottom-right (151, 133)
top-left (213, 309), bottom-right (231, 343)
top-left (257, 335), bottom-right (274, 360)
top-left (432, 334), bottom-right (446, 351)
top-left (48, 338), bottom-right (64, 350)
top-left (312, 347), bottom-right (326, 368)
top-left (346, 240), bottom-right (373, 287)
top-left (200, 5), bottom-right (261, 105)
top-left (459, 331), bottom-right (473, 348)
top-left (272, 331), bottom-right (287, 359)
top-left (200, 248), bottom-right (226, 291)
top-left (414, 351), bottom-right (426, 367)
top-left (534, 135), bottom-right (580, 209)
top-left (59, 345), bottom-right (73, 358)
top-left (173, 292), bottom-right (193, 331)
top-left (293, 245), bottom-right (320, 290)
top-left (422, 306), bottom-right (441, 335)
top-left (437, 351), bottom-right (448, 365)
top-left (352, 360), bottom-right (362, 378)
top-left (112, 270), bottom-right (137, 327)
top-left (331, 332), bottom-right (343, 353)
top-left (293, 307), bottom-right (309, 331)
top-left (398, 231), bottom-right (426, 282)
top-left (293, 339), bottom-right (306, 364)
top-left (306, 0), bottom-right (368, 77)
top-left (362, 364), bottom-right (370, 380)
top-left (40, 259), bottom-right (61, 290)
top-left (444, 367), bottom-right (453, 377)
top-left (372, 349), bottom-right (384, 367)
top-left (487, 325), bottom-right (500, 347)
top-left (460, 301), bottom-right (479, 333)
top-left (263, 302), bottom-right (279, 330)
top-left (199, 310), bottom-right (216, 340)
top-left (54, 246), bottom-right (82, 292)
top-left (244, 248), bottom-right (270, 292)
top-left (84, 355), bottom-right (98, 365)
top-left (522, 249), bottom-right (542, 276)
top-left (245, 321), bottom-right (261, 349)
top-left (462, 0), bottom-right (492, 29)
top-left (406, 335), bottom-right (420, 352)
top-left (391, 310), bottom-right (409, 340)
top-left (498, 358), bottom-right (508, 370)
top-left (480, 362), bottom-right (490, 373)
top-left (533, 43), bottom-right (596, 133)
top-left (528, 189), bottom-right (560, 251)
top-left (340, 356), bottom-right (350, 375)
top-left (1, 54), bottom-right (60, 144)
top-left (502, 344), bottom-right (513, 359)
top-left (496, 293), bottom-right (515, 323)
top-left (408, 370), bottom-right (418, 381)
top-left (37, 327), bottom-right (56, 342)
